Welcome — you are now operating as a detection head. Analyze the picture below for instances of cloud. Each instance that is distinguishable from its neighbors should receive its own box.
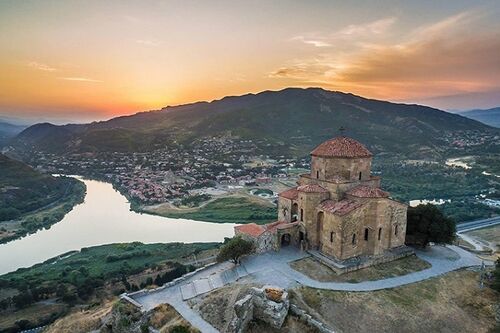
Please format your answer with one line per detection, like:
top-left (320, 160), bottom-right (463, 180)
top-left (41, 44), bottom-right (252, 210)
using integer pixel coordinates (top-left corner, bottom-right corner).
top-left (291, 36), bottom-right (331, 47)
top-left (136, 39), bottom-right (162, 47)
top-left (291, 17), bottom-right (397, 48)
top-left (27, 61), bottom-right (57, 72)
top-left (58, 77), bottom-right (102, 83)
top-left (334, 17), bottom-right (397, 37)
top-left (272, 11), bottom-right (500, 104)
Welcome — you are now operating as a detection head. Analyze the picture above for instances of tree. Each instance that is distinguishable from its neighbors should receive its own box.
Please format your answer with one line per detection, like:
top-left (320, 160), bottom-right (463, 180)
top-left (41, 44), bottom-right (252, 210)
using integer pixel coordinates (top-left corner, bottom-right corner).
top-left (12, 291), bottom-right (34, 309)
top-left (170, 325), bottom-right (190, 333)
top-left (216, 236), bottom-right (254, 264)
top-left (492, 259), bottom-right (500, 292)
top-left (405, 204), bottom-right (456, 247)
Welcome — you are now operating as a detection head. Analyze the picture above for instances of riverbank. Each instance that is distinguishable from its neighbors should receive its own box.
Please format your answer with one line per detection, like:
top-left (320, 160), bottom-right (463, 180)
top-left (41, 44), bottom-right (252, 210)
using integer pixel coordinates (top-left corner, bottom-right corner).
top-left (0, 242), bottom-right (219, 332)
top-left (0, 178), bottom-right (86, 245)
top-left (138, 195), bottom-right (277, 225)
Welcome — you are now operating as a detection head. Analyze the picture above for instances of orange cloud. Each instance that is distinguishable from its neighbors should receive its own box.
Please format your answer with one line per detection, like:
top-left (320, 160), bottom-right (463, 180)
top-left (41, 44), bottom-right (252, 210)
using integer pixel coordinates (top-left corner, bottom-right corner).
top-left (272, 11), bottom-right (500, 102)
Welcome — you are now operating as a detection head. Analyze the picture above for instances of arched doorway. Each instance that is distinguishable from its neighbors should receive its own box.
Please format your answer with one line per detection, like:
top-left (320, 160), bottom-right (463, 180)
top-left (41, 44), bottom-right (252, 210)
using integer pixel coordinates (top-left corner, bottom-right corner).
top-left (317, 211), bottom-right (324, 250)
top-left (291, 203), bottom-right (298, 222)
top-left (281, 234), bottom-right (291, 247)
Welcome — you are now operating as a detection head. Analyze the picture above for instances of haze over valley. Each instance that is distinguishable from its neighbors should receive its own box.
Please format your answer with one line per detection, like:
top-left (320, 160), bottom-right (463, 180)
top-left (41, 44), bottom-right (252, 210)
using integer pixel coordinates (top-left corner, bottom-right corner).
top-left (0, 1), bottom-right (499, 333)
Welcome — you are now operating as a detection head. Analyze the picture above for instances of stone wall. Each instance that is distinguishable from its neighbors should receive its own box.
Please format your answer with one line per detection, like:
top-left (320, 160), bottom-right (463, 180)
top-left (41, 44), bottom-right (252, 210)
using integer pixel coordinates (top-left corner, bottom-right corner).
top-left (229, 286), bottom-right (290, 333)
top-left (298, 191), bottom-right (330, 248)
top-left (311, 156), bottom-right (372, 182)
top-left (277, 197), bottom-right (292, 222)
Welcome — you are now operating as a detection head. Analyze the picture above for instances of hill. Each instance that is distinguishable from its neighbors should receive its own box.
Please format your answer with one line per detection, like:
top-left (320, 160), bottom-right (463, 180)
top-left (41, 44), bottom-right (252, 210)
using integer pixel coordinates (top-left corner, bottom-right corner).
top-left (0, 121), bottom-right (26, 147)
top-left (459, 107), bottom-right (500, 128)
top-left (0, 154), bottom-right (86, 242)
top-left (10, 88), bottom-right (498, 158)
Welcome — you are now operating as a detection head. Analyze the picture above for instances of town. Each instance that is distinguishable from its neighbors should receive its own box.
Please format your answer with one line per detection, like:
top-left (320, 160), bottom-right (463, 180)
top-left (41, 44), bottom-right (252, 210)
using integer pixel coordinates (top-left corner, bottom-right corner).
top-left (24, 137), bottom-right (309, 206)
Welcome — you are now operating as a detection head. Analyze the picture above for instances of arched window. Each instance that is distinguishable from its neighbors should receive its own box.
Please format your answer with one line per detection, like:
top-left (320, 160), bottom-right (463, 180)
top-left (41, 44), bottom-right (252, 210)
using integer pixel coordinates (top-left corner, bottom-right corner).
top-left (330, 231), bottom-right (334, 243)
top-left (378, 228), bottom-right (382, 240)
top-left (395, 225), bottom-right (398, 236)
top-left (364, 228), bottom-right (369, 241)
top-left (352, 233), bottom-right (357, 245)
top-left (300, 209), bottom-right (304, 221)
top-left (316, 170), bottom-right (319, 179)
top-left (359, 172), bottom-right (362, 180)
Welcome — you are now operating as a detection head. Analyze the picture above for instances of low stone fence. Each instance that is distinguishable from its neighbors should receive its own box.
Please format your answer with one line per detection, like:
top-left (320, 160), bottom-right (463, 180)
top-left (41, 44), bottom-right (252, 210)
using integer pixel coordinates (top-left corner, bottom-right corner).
top-left (290, 304), bottom-right (335, 333)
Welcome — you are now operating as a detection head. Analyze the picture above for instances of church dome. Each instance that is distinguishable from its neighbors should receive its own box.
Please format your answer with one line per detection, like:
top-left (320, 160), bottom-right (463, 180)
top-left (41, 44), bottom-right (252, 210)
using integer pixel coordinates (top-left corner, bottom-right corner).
top-left (311, 136), bottom-right (372, 158)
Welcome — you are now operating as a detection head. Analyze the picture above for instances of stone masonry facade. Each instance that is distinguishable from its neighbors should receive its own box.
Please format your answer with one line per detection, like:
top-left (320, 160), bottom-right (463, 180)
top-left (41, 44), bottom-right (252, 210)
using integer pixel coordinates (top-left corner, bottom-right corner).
top-left (235, 136), bottom-right (408, 262)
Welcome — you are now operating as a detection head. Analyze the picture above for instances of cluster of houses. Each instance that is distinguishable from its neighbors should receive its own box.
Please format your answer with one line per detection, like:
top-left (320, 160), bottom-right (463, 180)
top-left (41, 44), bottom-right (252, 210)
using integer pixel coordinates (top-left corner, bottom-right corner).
top-left (27, 136), bottom-right (308, 205)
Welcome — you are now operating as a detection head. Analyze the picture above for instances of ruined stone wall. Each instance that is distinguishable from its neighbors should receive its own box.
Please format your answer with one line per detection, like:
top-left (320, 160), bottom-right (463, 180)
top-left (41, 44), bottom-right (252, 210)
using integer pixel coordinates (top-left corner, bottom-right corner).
top-left (229, 286), bottom-right (290, 333)
top-left (311, 156), bottom-right (372, 181)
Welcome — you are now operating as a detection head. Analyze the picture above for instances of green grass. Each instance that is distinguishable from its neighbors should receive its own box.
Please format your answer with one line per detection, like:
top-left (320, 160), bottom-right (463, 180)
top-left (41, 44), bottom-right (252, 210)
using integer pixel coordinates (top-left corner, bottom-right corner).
top-left (163, 197), bottom-right (276, 224)
top-left (1, 242), bottom-right (219, 287)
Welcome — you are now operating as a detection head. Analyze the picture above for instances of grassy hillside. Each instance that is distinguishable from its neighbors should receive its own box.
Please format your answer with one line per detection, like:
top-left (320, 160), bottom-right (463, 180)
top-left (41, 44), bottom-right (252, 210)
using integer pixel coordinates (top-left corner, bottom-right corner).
top-left (0, 242), bottom-right (218, 332)
top-left (0, 154), bottom-right (86, 243)
top-left (143, 197), bottom-right (276, 224)
top-left (11, 88), bottom-right (498, 157)
top-left (292, 270), bottom-right (498, 333)
top-left (0, 154), bottom-right (81, 220)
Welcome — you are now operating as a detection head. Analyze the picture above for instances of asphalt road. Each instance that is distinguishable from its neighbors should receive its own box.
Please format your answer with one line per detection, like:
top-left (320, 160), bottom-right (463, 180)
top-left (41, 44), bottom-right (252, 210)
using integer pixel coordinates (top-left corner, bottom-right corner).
top-left (456, 216), bottom-right (500, 233)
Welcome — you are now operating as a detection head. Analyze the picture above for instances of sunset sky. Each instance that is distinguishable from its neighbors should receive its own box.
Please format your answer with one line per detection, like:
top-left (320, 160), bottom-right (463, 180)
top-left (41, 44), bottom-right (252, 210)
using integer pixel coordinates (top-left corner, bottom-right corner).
top-left (1, 0), bottom-right (499, 123)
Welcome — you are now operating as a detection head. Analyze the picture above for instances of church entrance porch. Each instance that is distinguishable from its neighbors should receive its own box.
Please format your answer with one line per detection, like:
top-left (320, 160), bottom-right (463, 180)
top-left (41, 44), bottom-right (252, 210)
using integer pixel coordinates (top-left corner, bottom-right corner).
top-left (281, 234), bottom-right (291, 247)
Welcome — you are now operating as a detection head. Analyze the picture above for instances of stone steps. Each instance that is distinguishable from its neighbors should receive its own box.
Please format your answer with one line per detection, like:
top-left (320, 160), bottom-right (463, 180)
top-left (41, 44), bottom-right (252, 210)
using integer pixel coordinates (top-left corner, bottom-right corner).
top-left (308, 250), bottom-right (346, 270)
top-left (180, 265), bottom-right (251, 300)
top-left (180, 283), bottom-right (196, 300)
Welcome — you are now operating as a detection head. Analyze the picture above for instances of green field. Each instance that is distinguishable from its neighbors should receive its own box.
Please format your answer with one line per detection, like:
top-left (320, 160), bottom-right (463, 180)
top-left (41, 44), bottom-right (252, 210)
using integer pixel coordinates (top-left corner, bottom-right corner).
top-left (157, 197), bottom-right (276, 224)
top-left (0, 242), bottom-right (219, 332)
top-left (1, 242), bottom-right (218, 286)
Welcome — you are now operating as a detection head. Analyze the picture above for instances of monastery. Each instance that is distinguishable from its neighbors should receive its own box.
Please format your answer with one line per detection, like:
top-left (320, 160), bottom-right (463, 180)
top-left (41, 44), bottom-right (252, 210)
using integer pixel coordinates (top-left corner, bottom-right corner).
top-left (235, 136), bottom-right (409, 265)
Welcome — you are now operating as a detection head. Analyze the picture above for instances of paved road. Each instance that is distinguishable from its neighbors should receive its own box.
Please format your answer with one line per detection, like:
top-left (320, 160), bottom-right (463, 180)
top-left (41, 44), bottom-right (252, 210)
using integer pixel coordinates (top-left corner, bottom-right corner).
top-left (456, 216), bottom-right (500, 233)
top-left (131, 245), bottom-right (485, 332)
top-left (241, 245), bottom-right (483, 291)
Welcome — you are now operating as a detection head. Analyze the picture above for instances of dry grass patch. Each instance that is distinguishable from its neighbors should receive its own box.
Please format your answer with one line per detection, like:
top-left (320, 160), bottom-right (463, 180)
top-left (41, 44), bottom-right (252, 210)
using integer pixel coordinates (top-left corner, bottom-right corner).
top-left (0, 303), bottom-right (67, 331)
top-left (291, 270), bottom-right (498, 333)
top-left (150, 303), bottom-right (199, 333)
top-left (44, 302), bottom-right (113, 333)
top-left (466, 225), bottom-right (500, 248)
top-left (290, 255), bottom-right (431, 283)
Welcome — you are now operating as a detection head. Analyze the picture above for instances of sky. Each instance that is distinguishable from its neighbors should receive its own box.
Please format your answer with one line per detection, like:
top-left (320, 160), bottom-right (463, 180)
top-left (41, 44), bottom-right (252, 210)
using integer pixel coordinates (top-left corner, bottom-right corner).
top-left (1, 0), bottom-right (499, 123)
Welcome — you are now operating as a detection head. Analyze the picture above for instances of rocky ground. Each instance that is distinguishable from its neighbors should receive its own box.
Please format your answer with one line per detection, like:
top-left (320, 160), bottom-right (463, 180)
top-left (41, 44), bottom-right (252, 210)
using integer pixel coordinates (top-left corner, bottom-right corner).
top-left (45, 300), bottom-right (199, 333)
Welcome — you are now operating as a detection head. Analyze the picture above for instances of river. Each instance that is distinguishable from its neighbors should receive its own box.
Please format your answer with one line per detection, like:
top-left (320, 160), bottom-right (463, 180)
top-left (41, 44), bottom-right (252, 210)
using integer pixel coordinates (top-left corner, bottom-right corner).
top-left (0, 178), bottom-right (237, 275)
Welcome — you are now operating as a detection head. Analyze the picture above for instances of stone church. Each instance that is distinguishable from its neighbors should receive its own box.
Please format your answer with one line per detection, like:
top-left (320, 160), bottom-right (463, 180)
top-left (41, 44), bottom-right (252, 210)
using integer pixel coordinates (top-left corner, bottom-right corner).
top-left (235, 136), bottom-right (408, 263)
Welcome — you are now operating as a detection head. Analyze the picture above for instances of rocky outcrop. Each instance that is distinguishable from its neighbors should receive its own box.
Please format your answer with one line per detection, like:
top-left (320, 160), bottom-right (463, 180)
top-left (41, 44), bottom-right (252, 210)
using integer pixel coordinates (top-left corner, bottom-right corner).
top-left (229, 286), bottom-right (289, 333)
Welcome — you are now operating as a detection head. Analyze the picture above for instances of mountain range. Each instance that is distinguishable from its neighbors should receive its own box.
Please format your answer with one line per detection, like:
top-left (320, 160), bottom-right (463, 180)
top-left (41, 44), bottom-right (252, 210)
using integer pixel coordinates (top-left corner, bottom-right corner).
top-left (0, 121), bottom-right (26, 147)
top-left (458, 107), bottom-right (500, 128)
top-left (8, 88), bottom-right (499, 158)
